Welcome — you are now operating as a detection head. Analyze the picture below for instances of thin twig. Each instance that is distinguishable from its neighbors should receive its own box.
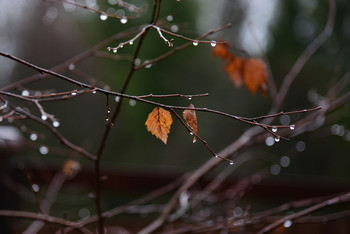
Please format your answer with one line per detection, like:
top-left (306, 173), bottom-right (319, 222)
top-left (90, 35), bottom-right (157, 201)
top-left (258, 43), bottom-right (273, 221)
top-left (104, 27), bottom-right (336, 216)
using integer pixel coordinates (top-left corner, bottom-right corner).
top-left (56, 0), bottom-right (143, 19)
top-left (0, 210), bottom-right (93, 234)
top-left (138, 93), bottom-right (209, 99)
top-left (94, 1), bottom-right (163, 233)
top-left (1, 97), bottom-right (97, 161)
top-left (137, 1), bottom-right (337, 232)
top-left (0, 27), bottom-right (142, 92)
top-left (23, 173), bottom-right (67, 234)
top-left (170, 108), bottom-right (234, 165)
top-left (134, 23), bottom-right (232, 70)
top-left (107, 24), bottom-right (228, 52)
top-left (257, 192), bottom-right (350, 234)
top-left (271, 0), bottom-right (336, 113)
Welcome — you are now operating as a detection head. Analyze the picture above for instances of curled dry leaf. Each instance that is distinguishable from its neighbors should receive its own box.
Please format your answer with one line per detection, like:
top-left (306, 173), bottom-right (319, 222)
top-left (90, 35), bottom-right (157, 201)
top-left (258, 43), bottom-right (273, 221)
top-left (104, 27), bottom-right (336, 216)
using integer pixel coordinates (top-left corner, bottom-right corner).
top-left (183, 104), bottom-right (198, 143)
top-left (213, 43), bottom-right (268, 96)
top-left (145, 107), bottom-right (173, 144)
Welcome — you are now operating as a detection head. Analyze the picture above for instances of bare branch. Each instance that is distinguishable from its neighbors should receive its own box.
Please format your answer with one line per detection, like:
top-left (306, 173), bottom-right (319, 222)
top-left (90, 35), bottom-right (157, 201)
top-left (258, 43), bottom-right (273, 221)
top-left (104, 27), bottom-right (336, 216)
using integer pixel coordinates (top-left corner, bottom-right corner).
top-left (257, 192), bottom-right (350, 234)
top-left (271, 0), bottom-right (336, 113)
top-left (0, 210), bottom-right (93, 234)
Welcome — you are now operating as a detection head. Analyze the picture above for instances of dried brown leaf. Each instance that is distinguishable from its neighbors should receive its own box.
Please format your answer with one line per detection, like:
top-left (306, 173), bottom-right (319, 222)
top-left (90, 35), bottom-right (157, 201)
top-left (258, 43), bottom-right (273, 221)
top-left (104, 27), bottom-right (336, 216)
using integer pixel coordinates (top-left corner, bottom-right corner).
top-left (145, 107), bottom-right (173, 144)
top-left (183, 104), bottom-right (198, 143)
top-left (242, 58), bottom-right (268, 95)
top-left (225, 57), bottom-right (243, 87)
top-left (213, 43), bottom-right (268, 96)
top-left (62, 160), bottom-right (81, 178)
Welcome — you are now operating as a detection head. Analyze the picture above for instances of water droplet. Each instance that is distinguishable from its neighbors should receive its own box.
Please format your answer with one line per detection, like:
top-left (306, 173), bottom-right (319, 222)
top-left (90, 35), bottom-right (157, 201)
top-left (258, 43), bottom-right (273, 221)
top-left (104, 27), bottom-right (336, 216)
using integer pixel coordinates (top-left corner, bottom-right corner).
top-left (63, 2), bottom-right (76, 12)
top-left (21, 90), bottom-right (30, 96)
top-left (233, 207), bottom-right (243, 217)
top-left (289, 125), bottom-right (295, 130)
top-left (106, 118), bottom-right (109, 122)
top-left (283, 220), bottom-right (292, 228)
top-left (68, 64), bottom-right (75, 70)
top-left (39, 145), bottom-right (49, 155)
top-left (129, 99), bottom-right (136, 106)
top-left (79, 208), bottom-right (91, 220)
top-left (88, 193), bottom-right (95, 199)
top-left (100, 14), bottom-right (108, 21)
top-left (129, 41), bottom-right (133, 45)
top-left (271, 127), bottom-right (278, 132)
top-left (274, 136), bottom-right (280, 142)
top-left (331, 124), bottom-right (345, 136)
top-left (120, 17), bottom-right (127, 24)
top-left (192, 40), bottom-right (198, 46)
top-left (30, 133), bottom-right (38, 141)
top-left (279, 115), bottom-right (290, 125)
top-left (53, 121), bottom-right (60, 127)
top-left (189, 132), bottom-right (193, 135)
top-left (270, 164), bottom-right (281, 175)
top-left (71, 91), bottom-right (77, 96)
top-left (171, 24), bottom-right (179, 32)
top-left (215, 154), bottom-right (219, 158)
top-left (280, 156), bottom-right (290, 167)
top-left (229, 161), bottom-right (234, 165)
top-left (296, 141), bottom-right (306, 152)
top-left (265, 136), bottom-right (275, 146)
top-left (134, 58), bottom-right (141, 66)
top-left (210, 41), bottom-right (217, 47)
top-left (41, 114), bottom-right (48, 121)
top-left (145, 63), bottom-right (152, 69)
top-left (166, 15), bottom-right (173, 21)
top-left (92, 90), bottom-right (97, 94)
top-left (32, 184), bottom-right (40, 192)
top-left (107, 109), bottom-right (111, 113)
top-left (188, 97), bottom-right (192, 100)
top-left (115, 96), bottom-right (120, 102)
top-left (119, 43), bottom-right (123, 48)
top-left (107, 47), bottom-right (111, 51)
top-left (113, 48), bottom-right (117, 53)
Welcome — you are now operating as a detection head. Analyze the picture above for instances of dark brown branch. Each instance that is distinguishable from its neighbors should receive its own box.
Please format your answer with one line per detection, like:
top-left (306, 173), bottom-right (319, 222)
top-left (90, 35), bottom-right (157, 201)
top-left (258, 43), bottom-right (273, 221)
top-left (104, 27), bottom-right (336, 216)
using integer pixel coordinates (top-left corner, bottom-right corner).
top-left (56, 0), bottom-right (143, 19)
top-left (271, 0), bottom-right (336, 113)
top-left (137, 1), bottom-right (337, 232)
top-left (257, 192), bottom-right (350, 234)
top-left (0, 27), bottom-right (141, 92)
top-left (170, 108), bottom-right (234, 164)
top-left (94, 1), bottom-right (164, 233)
top-left (60, 175), bottom-right (186, 233)
top-left (23, 173), bottom-right (66, 233)
top-left (1, 97), bottom-right (97, 161)
top-left (0, 210), bottom-right (93, 234)
top-left (134, 23), bottom-right (232, 70)
top-left (138, 93), bottom-right (209, 99)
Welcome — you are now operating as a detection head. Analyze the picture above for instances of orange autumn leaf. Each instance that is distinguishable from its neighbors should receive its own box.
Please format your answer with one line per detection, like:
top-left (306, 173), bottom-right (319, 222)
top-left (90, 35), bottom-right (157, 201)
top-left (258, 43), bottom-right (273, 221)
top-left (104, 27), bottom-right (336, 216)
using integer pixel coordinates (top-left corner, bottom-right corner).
top-left (183, 104), bottom-right (198, 143)
top-left (243, 58), bottom-right (268, 95)
top-left (62, 160), bottom-right (81, 178)
top-left (213, 44), bottom-right (268, 95)
top-left (145, 107), bottom-right (173, 144)
top-left (213, 43), bottom-right (232, 60)
top-left (225, 57), bottom-right (243, 87)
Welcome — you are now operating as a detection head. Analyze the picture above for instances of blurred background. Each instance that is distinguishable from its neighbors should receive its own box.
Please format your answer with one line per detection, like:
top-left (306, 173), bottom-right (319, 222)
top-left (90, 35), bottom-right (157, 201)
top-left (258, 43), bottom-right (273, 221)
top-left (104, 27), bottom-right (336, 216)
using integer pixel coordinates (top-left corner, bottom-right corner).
top-left (0, 0), bottom-right (350, 233)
